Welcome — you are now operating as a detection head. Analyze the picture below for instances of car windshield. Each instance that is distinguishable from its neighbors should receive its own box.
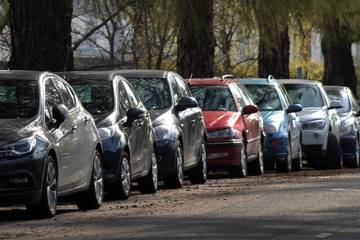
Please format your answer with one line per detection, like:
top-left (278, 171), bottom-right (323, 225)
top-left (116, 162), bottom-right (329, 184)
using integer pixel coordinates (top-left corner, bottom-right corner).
top-left (284, 84), bottom-right (324, 108)
top-left (127, 78), bottom-right (171, 110)
top-left (189, 85), bottom-right (237, 112)
top-left (325, 89), bottom-right (350, 114)
top-left (71, 80), bottom-right (114, 115)
top-left (245, 84), bottom-right (283, 111)
top-left (0, 80), bottom-right (38, 119)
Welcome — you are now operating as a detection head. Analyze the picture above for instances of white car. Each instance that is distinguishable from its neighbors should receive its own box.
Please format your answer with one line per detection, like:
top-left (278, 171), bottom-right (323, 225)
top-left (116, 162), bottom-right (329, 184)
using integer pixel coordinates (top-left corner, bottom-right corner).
top-left (279, 79), bottom-right (342, 169)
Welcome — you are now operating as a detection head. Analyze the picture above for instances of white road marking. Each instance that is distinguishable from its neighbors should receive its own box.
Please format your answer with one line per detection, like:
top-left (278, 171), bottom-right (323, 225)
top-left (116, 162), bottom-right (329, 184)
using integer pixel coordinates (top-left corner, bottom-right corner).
top-left (316, 233), bottom-right (333, 238)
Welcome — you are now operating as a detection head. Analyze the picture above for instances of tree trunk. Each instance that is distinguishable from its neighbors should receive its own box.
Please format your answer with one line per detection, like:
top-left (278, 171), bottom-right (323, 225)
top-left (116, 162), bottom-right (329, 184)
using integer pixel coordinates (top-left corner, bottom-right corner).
top-left (321, 17), bottom-right (357, 96)
top-left (8, 0), bottom-right (73, 71)
top-left (177, 0), bottom-right (215, 78)
top-left (255, 2), bottom-right (290, 79)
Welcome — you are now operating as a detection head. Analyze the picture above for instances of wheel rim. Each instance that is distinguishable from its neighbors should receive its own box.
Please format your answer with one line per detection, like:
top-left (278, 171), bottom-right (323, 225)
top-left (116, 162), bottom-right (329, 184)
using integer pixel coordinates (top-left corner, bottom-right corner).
top-left (356, 137), bottom-right (359, 166)
top-left (258, 146), bottom-right (264, 174)
top-left (121, 157), bottom-right (131, 195)
top-left (287, 143), bottom-right (292, 171)
top-left (298, 144), bottom-right (303, 169)
top-left (93, 153), bottom-right (103, 204)
top-left (176, 146), bottom-right (183, 183)
top-left (151, 152), bottom-right (158, 189)
top-left (240, 144), bottom-right (247, 176)
top-left (46, 161), bottom-right (57, 214)
top-left (201, 143), bottom-right (207, 180)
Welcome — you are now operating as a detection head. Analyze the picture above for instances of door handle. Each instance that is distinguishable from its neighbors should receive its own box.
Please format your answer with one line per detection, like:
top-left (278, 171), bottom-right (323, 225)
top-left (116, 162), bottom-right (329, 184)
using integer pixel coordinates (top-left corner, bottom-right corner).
top-left (191, 119), bottom-right (196, 123)
top-left (84, 116), bottom-right (90, 123)
top-left (71, 125), bottom-right (78, 132)
top-left (137, 121), bottom-right (144, 127)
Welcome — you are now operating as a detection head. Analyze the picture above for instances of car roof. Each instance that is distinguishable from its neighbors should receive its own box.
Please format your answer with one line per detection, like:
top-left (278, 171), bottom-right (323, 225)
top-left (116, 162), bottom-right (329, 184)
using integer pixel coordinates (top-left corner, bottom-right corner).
top-left (238, 78), bottom-right (278, 85)
top-left (323, 85), bottom-right (348, 91)
top-left (0, 70), bottom-right (45, 81)
top-left (277, 79), bottom-right (320, 85)
top-left (115, 69), bottom-right (169, 79)
top-left (58, 71), bottom-right (120, 81)
top-left (188, 78), bottom-right (235, 86)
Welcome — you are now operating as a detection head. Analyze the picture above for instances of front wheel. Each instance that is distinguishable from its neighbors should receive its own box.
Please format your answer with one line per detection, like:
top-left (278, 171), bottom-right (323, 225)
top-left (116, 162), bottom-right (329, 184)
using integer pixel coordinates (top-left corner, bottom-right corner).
top-left (276, 140), bottom-right (292, 173)
top-left (76, 150), bottom-right (104, 210)
top-left (248, 144), bottom-right (264, 176)
top-left (292, 142), bottom-right (303, 172)
top-left (323, 132), bottom-right (342, 169)
top-left (346, 135), bottom-right (360, 168)
top-left (164, 141), bottom-right (184, 188)
top-left (107, 153), bottom-right (132, 200)
top-left (26, 155), bottom-right (58, 218)
top-left (138, 147), bottom-right (158, 194)
top-left (229, 141), bottom-right (247, 178)
top-left (189, 140), bottom-right (207, 184)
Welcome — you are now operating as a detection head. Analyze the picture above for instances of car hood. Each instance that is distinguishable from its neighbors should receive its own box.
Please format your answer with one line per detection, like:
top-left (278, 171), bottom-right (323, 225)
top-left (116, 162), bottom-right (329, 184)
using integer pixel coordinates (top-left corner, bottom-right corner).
top-left (260, 111), bottom-right (285, 125)
top-left (0, 118), bottom-right (39, 145)
top-left (203, 111), bottom-right (239, 131)
top-left (150, 108), bottom-right (173, 127)
top-left (297, 107), bottom-right (327, 122)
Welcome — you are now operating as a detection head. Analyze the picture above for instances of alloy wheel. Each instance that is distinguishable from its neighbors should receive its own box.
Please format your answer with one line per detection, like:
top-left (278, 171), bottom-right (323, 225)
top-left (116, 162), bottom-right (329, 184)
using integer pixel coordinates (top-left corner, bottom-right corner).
top-left (93, 153), bottom-right (104, 205)
top-left (46, 161), bottom-right (57, 215)
top-left (240, 144), bottom-right (247, 176)
top-left (151, 152), bottom-right (158, 189)
top-left (201, 143), bottom-right (207, 180)
top-left (176, 146), bottom-right (184, 184)
top-left (121, 157), bottom-right (131, 195)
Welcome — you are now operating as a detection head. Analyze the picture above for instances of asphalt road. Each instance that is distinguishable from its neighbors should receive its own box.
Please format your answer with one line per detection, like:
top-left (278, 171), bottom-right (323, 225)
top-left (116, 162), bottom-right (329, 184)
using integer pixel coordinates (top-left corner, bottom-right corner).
top-left (1, 169), bottom-right (360, 240)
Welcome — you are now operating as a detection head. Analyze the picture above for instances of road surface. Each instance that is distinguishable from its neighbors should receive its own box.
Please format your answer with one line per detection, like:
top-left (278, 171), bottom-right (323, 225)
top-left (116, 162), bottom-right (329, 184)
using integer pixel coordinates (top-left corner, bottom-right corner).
top-left (1, 169), bottom-right (360, 240)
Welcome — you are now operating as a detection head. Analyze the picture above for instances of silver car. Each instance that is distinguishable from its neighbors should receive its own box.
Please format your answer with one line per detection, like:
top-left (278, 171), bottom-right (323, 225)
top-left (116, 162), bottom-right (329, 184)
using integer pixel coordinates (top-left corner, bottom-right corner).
top-left (279, 79), bottom-right (342, 169)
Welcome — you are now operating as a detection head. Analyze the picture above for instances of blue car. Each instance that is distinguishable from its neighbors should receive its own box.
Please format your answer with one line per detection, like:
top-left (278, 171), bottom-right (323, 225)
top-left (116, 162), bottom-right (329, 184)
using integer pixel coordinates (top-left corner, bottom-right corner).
top-left (238, 77), bottom-right (303, 172)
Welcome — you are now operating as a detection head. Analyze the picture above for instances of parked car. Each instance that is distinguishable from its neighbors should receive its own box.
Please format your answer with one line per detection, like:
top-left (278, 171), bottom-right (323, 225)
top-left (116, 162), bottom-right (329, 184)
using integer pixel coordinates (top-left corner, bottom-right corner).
top-left (279, 79), bottom-right (342, 169)
top-left (0, 71), bottom-right (103, 218)
top-left (118, 70), bottom-right (207, 188)
top-left (60, 71), bottom-right (158, 200)
top-left (324, 86), bottom-right (360, 168)
top-left (239, 77), bottom-right (303, 172)
top-left (188, 77), bottom-right (264, 177)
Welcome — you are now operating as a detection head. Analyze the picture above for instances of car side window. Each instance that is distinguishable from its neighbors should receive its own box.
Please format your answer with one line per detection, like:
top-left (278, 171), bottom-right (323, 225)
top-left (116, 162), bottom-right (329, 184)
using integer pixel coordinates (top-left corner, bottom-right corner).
top-left (174, 74), bottom-right (191, 97)
top-left (52, 79), bottom-right (76, 110)
top-left (170, 76), bottom-right (181, 105)
top-left (121, 80), bottom-right (139, 108)
top-left (45, 79), bottom-right (63, 122)
top-left (118, 81), bottom-right (131, 117)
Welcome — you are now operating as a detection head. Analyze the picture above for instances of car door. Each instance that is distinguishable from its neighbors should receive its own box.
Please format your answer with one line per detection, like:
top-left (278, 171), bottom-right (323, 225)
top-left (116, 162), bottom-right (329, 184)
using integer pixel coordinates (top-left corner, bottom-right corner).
top-left (44, 79), bottom-right (78, 191)
top-left (169, 74), bottom-right (194, 167)
top-left (173, 74), bottom-right (201, 166)
top-left (121, 79), bottom-right (150, 177)
top-left (52, 78), bottom-right (89, 186)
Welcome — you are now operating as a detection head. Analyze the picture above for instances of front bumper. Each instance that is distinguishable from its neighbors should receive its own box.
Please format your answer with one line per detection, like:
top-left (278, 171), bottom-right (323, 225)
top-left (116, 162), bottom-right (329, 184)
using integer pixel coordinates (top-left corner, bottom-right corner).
top-left (0, 154), bottom-right (46, 206)
top-left (155, 139), bottom-right (176, 176)
top-left (340, 133), bottom-right (357, 160)
top-left (263, 135), bottom-right (288, 163)
top-left (206, 140), bottom-right (242, 167)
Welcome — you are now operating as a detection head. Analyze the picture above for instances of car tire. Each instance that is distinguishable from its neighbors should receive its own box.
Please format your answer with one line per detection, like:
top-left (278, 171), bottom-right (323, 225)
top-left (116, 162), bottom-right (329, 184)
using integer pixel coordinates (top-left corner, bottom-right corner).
top-left (107, 152), bottom-right (132, 200)
top-left (26, 155), bottom-right (57, 219)
top-left (229, 140), bottom-right (247, 178)
top-left (248, 144), bottom-right (264, 176)
top-left (347, 135), bottom-right (360, 168)
top-left (292, 142), bottom-right (303, 172)
top-left (76, 150), bottom-right (104, 210)
top-left (138, 146), bottom-right (158, 194)
top-left (323, 132), bottom-right (342, 169)
top-left (164, 141), bottom-right (184, 189)
top-left (276, 139), bottom-right (292, 173)
top-left (189, 140), bottom-right (207, 184)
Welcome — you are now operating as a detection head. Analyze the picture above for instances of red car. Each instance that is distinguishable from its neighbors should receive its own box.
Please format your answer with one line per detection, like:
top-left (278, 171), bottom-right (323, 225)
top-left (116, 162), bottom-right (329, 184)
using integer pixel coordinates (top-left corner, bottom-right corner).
top-left (188, 78), bottom-right (264, 177)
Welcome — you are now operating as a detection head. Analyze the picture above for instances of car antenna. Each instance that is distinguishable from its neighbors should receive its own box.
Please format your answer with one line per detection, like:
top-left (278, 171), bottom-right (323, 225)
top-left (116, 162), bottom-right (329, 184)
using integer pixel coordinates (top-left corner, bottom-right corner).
top-left (267, 75), bottom-right (274, 82)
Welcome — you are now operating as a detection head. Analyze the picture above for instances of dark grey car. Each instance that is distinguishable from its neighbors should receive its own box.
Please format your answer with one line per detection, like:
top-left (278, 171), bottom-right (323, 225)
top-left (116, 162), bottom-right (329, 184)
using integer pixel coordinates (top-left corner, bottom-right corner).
top-left (0, 71), bottom-right (103, 218)
top-left (118, 70), bottom-right (207, 188)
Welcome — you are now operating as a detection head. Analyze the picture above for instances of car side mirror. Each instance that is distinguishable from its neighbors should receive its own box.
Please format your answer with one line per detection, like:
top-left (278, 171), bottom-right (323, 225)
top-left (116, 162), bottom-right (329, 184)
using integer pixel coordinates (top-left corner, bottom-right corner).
top-left (175, 96), bottom-right (198, 112)
top-left (52, 104), bottom-right (69, 127)
top-left (242, 105), bottom-right (258, 115)
top-left (127, 108), bottom-right (146, 121)
top-left (354, 110), bottom-right (360, 117)
top-left (286, 104), bottom-right (302, 114)
top-left (328, 100), bottom-right (343, 110)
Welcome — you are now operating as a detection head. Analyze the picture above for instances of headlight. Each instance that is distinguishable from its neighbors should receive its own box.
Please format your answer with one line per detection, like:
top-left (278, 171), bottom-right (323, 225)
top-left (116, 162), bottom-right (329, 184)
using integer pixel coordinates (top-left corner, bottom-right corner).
top-left (98, 127), bottom-right (115, 140)
top-left (0, 137), bottom-right (36, 157)
top-left (208, 128), bottom-right (238, 139)
top-left (264, 124), bottom-right (277, 134)
top-left (340, 117), bottom-right (354, 135)
top-left (154, 125), bottom-right (172, 140)
top-left (302, 119), bottom-right (326, 130)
